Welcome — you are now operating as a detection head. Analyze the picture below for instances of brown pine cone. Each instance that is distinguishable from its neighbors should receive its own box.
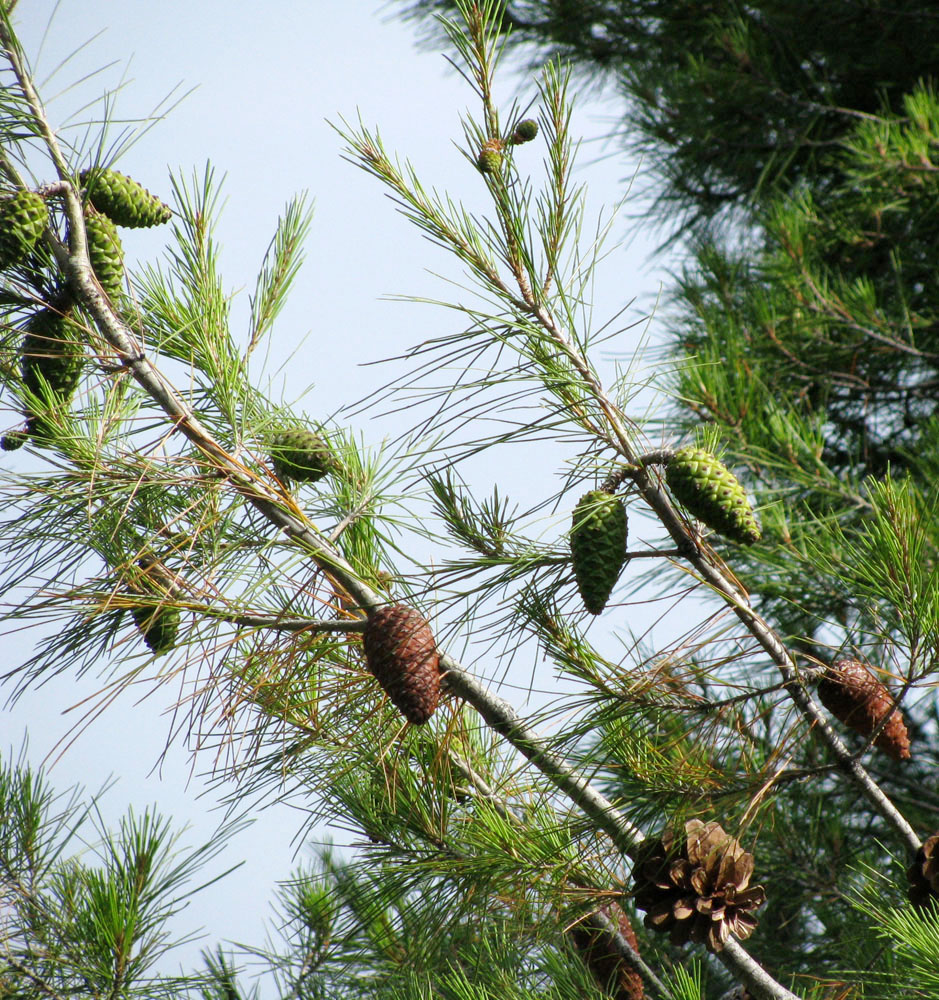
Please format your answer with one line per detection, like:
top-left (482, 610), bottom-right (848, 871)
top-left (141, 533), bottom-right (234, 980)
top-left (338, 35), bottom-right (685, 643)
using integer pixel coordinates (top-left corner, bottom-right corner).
top-left (908, 832), bottom-right (939, 909)
top-left (817, 658), bottom-right (911, 762)
top-left (632, 819), bottom-right (765, 953)
top-left (363, 604), bottom-right (441, 725)
top-left (569, 903), bottom-right (644, 1000)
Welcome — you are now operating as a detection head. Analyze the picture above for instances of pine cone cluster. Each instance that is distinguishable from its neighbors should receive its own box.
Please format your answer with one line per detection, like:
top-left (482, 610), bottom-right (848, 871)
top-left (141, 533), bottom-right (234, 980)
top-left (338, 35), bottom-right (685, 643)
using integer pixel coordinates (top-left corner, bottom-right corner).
top-left (665, 447), bottom-right (761, 544)
top-left (81, 168), bottom-right (172, 228)
top-left (269, 427), bottom-right (335, 483)
top-left (83, 210), bottom-right (125, 299)
top-left (363, 603), bottom-right (440, 725)
top-left (132, 603), bottom-right (180, 655)
top-left (0, 190), bottom-right (47, 267)
top-left (908, 832), bottom-right (939, 909)
top-left (570, 489), bottom-right (628, 614)
top-left (569, 903), bottom-right (644, 1000)
top-left (632, 818), bottom-right (765, 953)
top-left (816, 658), bottom-right (911, 762)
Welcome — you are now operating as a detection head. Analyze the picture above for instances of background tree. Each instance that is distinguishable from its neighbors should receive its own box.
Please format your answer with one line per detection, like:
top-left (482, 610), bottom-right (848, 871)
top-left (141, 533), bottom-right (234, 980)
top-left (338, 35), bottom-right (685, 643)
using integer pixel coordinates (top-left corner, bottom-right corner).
top-left (2, 2), bottom-right (939, 1000)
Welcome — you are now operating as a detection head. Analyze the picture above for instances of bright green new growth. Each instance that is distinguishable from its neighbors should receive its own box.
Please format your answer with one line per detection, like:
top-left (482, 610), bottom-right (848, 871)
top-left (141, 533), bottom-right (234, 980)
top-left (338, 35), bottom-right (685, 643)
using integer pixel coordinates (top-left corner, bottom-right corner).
top-left (20, 308), bottom-right (85, 409)
top-left (570, 490), bottom-right (628, 614)
top-left (81, 168), bottom-right (172, 228)
top-left (0, 189), bottom-right (46, 267)
top-left (131, 603), bottom-right (180, 655)
top-left (665, 447), bottom-right (761, 545)
top-left (269, 427), bottom-right (335, 483)
top-left (83, 210), bottom-right (124, 299)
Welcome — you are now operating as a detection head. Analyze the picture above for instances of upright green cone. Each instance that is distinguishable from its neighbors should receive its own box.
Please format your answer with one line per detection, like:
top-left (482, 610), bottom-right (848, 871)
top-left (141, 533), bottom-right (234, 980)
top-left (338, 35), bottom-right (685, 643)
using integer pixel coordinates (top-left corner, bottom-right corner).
top-left (0, 190), bottom-right (47, 268)
top-left (269, 427), bottom-right (335, 483)
top-left (132, 603), bottom-right (179, 655)
top-left (81, 168), bottom-right (172, 228)
top-left (83, 211), bottom-right (125, 299)
top-left (665, 447), bottom-right (761, 544)
top-left (570, 490), bottom-right (628, 615)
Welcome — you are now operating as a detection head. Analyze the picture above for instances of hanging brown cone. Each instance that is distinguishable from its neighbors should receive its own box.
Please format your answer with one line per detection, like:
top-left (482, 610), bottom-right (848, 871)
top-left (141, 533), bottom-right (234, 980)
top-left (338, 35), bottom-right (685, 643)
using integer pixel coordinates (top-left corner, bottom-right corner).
top-left (816, 658), bottom-right (911, 762)
top-left (908, 832), bottom-right (939, 909)
top-left (362, 603), bottom-right (440, 725)
top-left (568, 903), bottom-right (644, 1000)
top-left (632, 819), bottom-right (766, 953)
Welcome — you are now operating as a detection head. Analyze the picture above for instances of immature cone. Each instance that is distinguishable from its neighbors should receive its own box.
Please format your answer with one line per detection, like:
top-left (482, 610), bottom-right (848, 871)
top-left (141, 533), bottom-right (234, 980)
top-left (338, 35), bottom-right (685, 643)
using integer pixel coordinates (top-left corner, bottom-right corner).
top-left (511, 118), bottom-right (539, 144)
top-left (476, 145), bottom-right (503, 174)
top-left (816, 658), bottom-right (911, 762)
top-left (81, 168), bottom-right (172, 228)
top-left (131, 603), bottom-right (179, 655)
top-left (908, 832), bottom-right (939, 909)
top-left (83, 210), bottom-right (125, 299)
top-left (570, 490), bottom-right (628, 614)
top-left (21, 309), bottom-right (85, 418)
top-left (0, 190), bottom-right (47, 267)
top-left (632, 819), bottom-right (766, 953)
top-left (1, 429), bottom-right (27, 451)
top-left (269, 427), bottom-right (334, 483)
top-left (568, 904), bottom-right (644, 1000)
top-left (665, 447), bottom-right (761, 544)
top-left (363, 603), bottom-right (440, 724)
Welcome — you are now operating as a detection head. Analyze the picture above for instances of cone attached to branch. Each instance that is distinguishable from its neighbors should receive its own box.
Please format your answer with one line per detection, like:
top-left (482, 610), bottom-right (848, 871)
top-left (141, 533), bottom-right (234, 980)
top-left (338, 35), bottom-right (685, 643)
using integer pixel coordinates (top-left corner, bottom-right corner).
top-left (363, 603), bottom-right (440, 724)
top-left (632, 818), bottom-right (765, 953)
top-left (908, 832), bottom-right (939, 909)
top-left (568, 903), bottom-right (644, 1000)
top-left (81, 168), bottom-right (172, 228)
top-left (0, 190), bottom-right (47, 267)
top-left (570, 490), bottom-right (628, 614)
top-left (20, 309), bottom-right (85, 435)
top-left (132, 603), bottom-right (179, 655)
top-left (476, 140), bottom-right (504, 174)
top-left (510, 119), bottom-right (539, 144)
top-left (665, 447), bottom-right (761, 544)
top-left (83, 210), bottom-right (125, 299)
top-left (816, 658), bottom-right (911, 762)
top-left (269, 427), bottom-right (335, 483)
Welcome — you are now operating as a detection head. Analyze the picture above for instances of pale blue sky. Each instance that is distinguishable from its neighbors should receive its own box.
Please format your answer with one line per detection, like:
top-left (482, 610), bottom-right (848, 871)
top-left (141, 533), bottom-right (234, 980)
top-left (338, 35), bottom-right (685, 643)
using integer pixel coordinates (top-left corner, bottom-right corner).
top-left (3, 0), bottom-right (668, 984)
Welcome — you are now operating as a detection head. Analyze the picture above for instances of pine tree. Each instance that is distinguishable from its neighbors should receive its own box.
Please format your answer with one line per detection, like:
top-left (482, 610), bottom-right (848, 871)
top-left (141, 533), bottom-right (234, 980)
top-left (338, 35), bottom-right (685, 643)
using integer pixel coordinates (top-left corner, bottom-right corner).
top-left (2, 3), bottom-right (939, 999)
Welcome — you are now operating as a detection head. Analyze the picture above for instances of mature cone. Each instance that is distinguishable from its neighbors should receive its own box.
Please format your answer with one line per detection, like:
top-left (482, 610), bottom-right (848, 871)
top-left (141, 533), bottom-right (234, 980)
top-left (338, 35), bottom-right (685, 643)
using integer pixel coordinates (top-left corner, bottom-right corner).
top-left (81, 168), bottom-right (172, 228)
top-left (632, 819), bottom-right (766, 953)
top-left (908, 832), bottom-right (939, 909)
top-left (665, 447), bottom-right (761, 544)
top-left (83, 210), bottom-right (124, 299)
top-left (570, 490), bottom-right (628, 614)
top-left (21, 309), bottom-right (85, 413)
top-left (132, 603), bottom-right (179, 655)
top-left (511, 118), bottom-right (539, 144)
top-left (0, 190), bottom-right (47, 267)
top-left (477, 146), bottom-right (503, 174)
top-left (363, 603), bottom-right (440, 725)
top-left (817, 658), bottom-right (911, 762)
top-left (568, 904), bottom-right (644, 1000)
top-left (269, 427), bottom-right (334, 483)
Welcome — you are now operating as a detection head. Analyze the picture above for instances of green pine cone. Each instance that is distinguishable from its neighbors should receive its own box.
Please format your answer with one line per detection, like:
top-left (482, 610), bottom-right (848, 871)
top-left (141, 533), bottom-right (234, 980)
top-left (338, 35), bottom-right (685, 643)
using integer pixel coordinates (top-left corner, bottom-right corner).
top-left (665, 447), bottom-right (761, 544)
top-left (1, 429), bottom-right (28, 451)
top-left (269, 427), bottom-right (335, 483)
top-left (511, 119), bottom-right (539, 144)
top-left (570, 490), bottom-right (628, 615)
top-left (132, 603), bottom-right (179, 655)
top-left (21, 308), bottom-right (85, 406)
top-left (81, 168), bottom-right (172, 228)
top-left (84, 211), bottom-right (125, 299)
top-left (477, 148), bottom-right (503, 174)
top-left (0, 190), bottom-right (47, 268)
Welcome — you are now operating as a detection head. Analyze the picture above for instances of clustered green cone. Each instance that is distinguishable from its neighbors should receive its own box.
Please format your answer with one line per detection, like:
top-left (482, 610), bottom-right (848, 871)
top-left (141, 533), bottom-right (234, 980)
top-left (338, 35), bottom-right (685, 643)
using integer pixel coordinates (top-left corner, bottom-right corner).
top-left (570, 490), bottom-right (628, 615)
top-left (665, 447), bottom-right (761, 544)
top-left (131, 603), bottom-right (179, 655)
top-left (476, 147), bottom-right (503, 174)
top-left (1, 429), bottom-right (28, 451)
top-left (21, 308), bottom-right (85, 413)
top-left (83, 211), bottom-right (124, 299)
top-left (269, 427), bottom-right (334, 483)
top-left (0, 190), bottom-right (47, 268)
top-left (80, 168), bottom-right (172, 228)
top-left (511, 119), bottom-right (539, 144)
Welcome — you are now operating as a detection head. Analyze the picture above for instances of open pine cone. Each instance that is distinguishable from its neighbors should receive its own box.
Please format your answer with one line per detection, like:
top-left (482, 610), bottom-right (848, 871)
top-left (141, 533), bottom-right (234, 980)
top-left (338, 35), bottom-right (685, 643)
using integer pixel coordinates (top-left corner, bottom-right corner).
top-left (908, 832), bottom-right (939, 909)
top-left (632, 819), bottom-right (765, 953)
